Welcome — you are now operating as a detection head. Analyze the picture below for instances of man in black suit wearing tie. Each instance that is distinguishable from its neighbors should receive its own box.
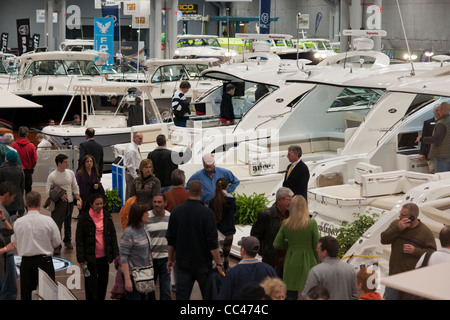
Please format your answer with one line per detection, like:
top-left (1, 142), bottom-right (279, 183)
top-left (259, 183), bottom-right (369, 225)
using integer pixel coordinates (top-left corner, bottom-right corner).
top-left (78, 128), bottom-right (104, 178)
top-left (282, 145), bottom-right (309, 200)
top-left (417, 105), bottom-right (438, 173)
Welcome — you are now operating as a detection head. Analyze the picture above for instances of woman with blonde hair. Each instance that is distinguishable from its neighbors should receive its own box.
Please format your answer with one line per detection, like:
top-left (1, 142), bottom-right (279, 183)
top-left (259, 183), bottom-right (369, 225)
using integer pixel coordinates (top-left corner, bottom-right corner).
top-left (260, 277), bottom-right (287, 300)
top-left (273, 195), bottom-right (319, 300)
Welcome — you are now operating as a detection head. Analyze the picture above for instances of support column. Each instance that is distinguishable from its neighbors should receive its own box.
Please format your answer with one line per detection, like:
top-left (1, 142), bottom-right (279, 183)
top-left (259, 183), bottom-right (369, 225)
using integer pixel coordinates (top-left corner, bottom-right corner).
top-left (45, 0), bottom-right (56, 51)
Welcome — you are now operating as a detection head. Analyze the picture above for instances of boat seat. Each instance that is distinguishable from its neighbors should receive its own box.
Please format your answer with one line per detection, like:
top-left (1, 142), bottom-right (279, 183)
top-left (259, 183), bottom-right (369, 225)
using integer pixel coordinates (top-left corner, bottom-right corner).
top-left (308, 184), bottom-right (371, 207)
top-left (421, 198), bottom-right (450, 226)
top-left (369, 195), bottom-right (403, 210)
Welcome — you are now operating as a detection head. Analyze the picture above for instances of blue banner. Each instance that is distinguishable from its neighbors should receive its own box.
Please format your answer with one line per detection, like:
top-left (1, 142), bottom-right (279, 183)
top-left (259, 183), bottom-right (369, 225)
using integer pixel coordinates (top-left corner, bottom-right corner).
top-left (259, 0), bottom-right (271, 34)
top-left (94, 17), bottom-right (114, 67)
top-left (101, 4), bottom-right (119, 37)
top-left (315, 12), bottom-right (322, 35)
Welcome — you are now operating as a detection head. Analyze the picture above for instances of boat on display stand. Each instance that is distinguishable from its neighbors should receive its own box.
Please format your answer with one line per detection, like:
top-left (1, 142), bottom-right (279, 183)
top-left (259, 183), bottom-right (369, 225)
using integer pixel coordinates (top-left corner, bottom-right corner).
top-left (40, 82), bottom-right (163, 166)
top-left (1, 50), bottom-right (109, 130)
top-left (301, 66), bottom-right (450, 293)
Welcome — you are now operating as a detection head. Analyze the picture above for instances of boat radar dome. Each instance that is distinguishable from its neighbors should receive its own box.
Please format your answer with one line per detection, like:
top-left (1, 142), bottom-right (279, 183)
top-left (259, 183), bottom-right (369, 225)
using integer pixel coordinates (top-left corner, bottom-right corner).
top-left (352, 37), bottom-right (374, 51)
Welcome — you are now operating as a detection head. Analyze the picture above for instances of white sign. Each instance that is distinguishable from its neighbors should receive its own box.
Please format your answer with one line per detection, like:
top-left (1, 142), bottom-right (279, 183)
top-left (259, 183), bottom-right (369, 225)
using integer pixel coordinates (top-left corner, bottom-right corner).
top-left (366, 5), bottom-right (382, 29)
top-left (36, 10), bottom-right (58, 23)
top-left (94, 0), bottom-right (121, 9)
top-left (66, 5), bottom-right (81, 30)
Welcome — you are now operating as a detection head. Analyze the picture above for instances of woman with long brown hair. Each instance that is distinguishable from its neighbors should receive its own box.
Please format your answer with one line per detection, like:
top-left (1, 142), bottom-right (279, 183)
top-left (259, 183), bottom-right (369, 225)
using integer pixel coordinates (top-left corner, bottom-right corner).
top-left (76, 155), bottom-right (100, 204)
top-left (208, 178), bottom-right (236, 272)
top-left (273, 195), bottom-right (319, 300)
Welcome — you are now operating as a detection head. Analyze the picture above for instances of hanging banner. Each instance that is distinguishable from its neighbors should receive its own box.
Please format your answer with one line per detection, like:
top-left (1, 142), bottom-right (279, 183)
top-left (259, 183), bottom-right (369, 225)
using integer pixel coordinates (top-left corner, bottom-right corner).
top-left (259, 0), bottom-right (271, 34)
top-left (1, 33), bottom-right (8, 52)
top-left (102, 4), bottom-right (120, 37)
top-left (94, 17), bottom-right (114, 66)
top-left (16, 18), bottom-right (32, 55)
top-left (315, 12), bottom-right (322, 35)
top-left (32, 34), bottom-right (40, 50)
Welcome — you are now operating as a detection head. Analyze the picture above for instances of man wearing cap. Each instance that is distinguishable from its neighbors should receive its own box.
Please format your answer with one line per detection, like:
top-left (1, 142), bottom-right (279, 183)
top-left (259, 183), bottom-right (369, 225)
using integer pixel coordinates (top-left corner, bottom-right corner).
top-left (0, 150), bottom-right (25, 218)
top-left (186, 153), bottom-right (240, 204)
top-left (218, 236), bottom-right (277, 300)
top-left (220, 83), bottom-right (236, 126)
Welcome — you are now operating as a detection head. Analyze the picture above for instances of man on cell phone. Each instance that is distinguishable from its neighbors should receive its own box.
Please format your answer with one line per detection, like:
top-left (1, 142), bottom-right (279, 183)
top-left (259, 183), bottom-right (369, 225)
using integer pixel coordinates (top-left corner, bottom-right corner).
top-left (380, 203), bottom-right (436, 300)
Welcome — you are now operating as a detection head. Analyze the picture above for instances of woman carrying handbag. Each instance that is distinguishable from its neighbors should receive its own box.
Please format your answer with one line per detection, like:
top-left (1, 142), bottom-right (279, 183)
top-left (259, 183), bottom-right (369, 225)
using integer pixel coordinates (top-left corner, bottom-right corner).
top-left (120, 202), bottom-right (156, 300)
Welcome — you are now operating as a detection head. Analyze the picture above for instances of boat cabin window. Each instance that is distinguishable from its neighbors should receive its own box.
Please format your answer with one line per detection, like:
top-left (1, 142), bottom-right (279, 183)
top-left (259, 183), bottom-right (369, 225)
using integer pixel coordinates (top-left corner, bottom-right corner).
top-left (327, 87), bottom-right (383, 112)
top-left (184, 64), bottom-right (209, 79)
top-left (397, 131), bottom-right (419, 154)
top-left (177, 38), bottom-right (221, 48)
top-left (151, 64), bottom-right (187, 83)
top-left (24, 59), bottom-right (101, 76)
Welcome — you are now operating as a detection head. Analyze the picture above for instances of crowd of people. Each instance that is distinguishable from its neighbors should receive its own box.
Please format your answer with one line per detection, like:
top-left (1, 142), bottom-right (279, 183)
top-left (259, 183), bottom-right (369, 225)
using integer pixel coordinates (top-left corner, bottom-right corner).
top-left (0, 117), bottom-right (447, 302)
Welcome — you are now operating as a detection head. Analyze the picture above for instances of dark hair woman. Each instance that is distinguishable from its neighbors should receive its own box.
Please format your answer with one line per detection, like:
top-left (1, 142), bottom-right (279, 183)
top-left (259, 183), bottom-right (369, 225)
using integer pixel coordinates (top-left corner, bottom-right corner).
top-left (76, 155), bottom-right (100, 204)
top-left (75, 193), bottom-right (119, 300)
top-left (119, 202), bottom-right (155, 300)
top-left (208, 178), bottom-right (236, 272)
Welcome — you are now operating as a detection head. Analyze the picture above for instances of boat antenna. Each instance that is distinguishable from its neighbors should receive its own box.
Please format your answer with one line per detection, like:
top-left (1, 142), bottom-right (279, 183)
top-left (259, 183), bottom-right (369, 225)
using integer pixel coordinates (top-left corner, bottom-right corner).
top-left (396, 0), bottom-right (415, 76)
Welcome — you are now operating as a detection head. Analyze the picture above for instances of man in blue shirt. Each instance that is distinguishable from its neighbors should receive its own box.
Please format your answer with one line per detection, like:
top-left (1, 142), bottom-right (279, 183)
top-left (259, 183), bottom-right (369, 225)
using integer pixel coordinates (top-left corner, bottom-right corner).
top-left (186, 153), bottom-right (240, 204)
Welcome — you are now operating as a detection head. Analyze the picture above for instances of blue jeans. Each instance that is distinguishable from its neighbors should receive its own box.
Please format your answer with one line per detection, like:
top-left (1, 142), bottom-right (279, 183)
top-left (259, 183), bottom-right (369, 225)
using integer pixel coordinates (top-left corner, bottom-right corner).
top-left (175, 266), bottom-right (211, 300)
top-left (383, 286), bottom-right (400, 300)
top-left (0, 254), bottom-right (18, 300)
top-left (173, 117), bottom-right (189, 127)
top-left (153, 257), bottom-right (171, 300)
top-left (435, 158), bottom-right (450, 173)
top-left (121, 272), bottom-right (156, 300)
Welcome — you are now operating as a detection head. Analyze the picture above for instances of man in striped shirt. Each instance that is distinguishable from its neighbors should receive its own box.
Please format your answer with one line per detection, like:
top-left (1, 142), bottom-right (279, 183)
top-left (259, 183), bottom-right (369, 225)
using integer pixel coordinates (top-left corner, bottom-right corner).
top-left (171, 81), bottom-right (191, 127)
top-left (146, 193), bottom-right (171, 300)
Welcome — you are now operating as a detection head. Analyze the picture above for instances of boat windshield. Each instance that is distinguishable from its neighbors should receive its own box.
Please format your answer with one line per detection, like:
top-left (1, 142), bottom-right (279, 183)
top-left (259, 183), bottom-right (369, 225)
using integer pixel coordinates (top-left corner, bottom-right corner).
top-left (24, 59), bottom-right (101, 77)
top-left (327, 87), bottom-right (384, 112)
top-left (317, 41), bottom-right (332, 50)
top-left (177, 38), bottom-right (221, 47)
top-left (150, 63), bottom-right (211, 83)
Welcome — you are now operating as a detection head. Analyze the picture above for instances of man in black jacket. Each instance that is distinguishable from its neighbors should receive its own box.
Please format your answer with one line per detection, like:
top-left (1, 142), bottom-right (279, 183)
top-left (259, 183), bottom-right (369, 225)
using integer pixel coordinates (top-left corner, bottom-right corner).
top-left (219, 83), bottom-right (236, 126)
top-left (147, 134), bottom-right (192, 193)
top-left (166, 180), bottom-right (223, 300)
top-left (79, 128), bottom-right (104, 178)
top-left (282, 145), bottom-right (310, 200)
top-left (250, 186), bottom-right (293, 278)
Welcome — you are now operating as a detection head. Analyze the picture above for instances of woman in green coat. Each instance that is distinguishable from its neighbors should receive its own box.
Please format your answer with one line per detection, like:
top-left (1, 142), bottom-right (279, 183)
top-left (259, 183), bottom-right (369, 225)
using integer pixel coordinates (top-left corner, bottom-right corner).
top-left (273, 195), bottom-right (319, 300)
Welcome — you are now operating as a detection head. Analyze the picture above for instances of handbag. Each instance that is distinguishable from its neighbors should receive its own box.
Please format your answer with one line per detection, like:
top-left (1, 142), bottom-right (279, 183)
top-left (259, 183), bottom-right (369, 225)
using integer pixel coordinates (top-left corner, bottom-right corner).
top-left (131, 264), bottom-right (155, 294)
top-left (130, 229), bottom-right (155, 294)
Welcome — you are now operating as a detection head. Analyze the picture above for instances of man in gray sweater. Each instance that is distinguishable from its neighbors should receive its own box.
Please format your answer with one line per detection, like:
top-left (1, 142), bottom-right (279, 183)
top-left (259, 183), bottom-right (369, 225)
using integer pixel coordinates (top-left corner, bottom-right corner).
top-left (302, 236), bottom-right (360, 300)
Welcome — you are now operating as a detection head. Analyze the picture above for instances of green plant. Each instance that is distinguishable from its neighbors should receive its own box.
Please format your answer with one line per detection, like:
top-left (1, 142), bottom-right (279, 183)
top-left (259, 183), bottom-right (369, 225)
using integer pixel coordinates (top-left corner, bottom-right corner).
top-left (104, 188), bottom-right (122, 212)
top-left (234, 192), bottom-right (270, 225)
top-left (334, 211), bottom-right (379, 258)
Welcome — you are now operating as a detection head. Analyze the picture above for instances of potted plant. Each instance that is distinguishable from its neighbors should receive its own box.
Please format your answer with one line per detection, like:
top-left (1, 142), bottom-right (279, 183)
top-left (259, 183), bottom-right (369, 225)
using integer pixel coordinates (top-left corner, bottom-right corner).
top-left (104, 188), bottom-right (122, 213)
top-left (234, 192), bottom-right (270, 225)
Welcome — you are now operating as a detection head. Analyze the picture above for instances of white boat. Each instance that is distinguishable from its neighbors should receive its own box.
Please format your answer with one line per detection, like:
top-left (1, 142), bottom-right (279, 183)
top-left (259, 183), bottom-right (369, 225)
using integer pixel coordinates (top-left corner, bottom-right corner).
top-left (295, 38), bottom-right (337, 63)
top-left (303, 67), bottom-right (450, 295)
top-left (40, 82), bottom-right (162, 165)
top-left (143, 57), bottom-right (221, 115)
top-left (1, 50), bottom-right (109, 130)
top-left (174, 34), bottom-right (241, 64)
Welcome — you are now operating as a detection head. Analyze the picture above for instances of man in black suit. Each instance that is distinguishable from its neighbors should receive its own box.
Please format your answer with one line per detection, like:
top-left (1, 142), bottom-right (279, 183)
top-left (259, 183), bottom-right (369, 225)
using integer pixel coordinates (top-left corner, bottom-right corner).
top-left (147, 134), bottom-right (192, 193)
top-left (282, 145), bottom-right (309, 200)
top-left (78, 128), bottom-right (104, 178)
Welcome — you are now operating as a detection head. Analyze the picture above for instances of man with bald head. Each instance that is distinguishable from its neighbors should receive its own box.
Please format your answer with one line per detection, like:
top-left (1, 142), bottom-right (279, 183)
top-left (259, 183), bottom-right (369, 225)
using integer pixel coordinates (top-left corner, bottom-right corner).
top-left (417, 101), bottom-right (450, 172)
